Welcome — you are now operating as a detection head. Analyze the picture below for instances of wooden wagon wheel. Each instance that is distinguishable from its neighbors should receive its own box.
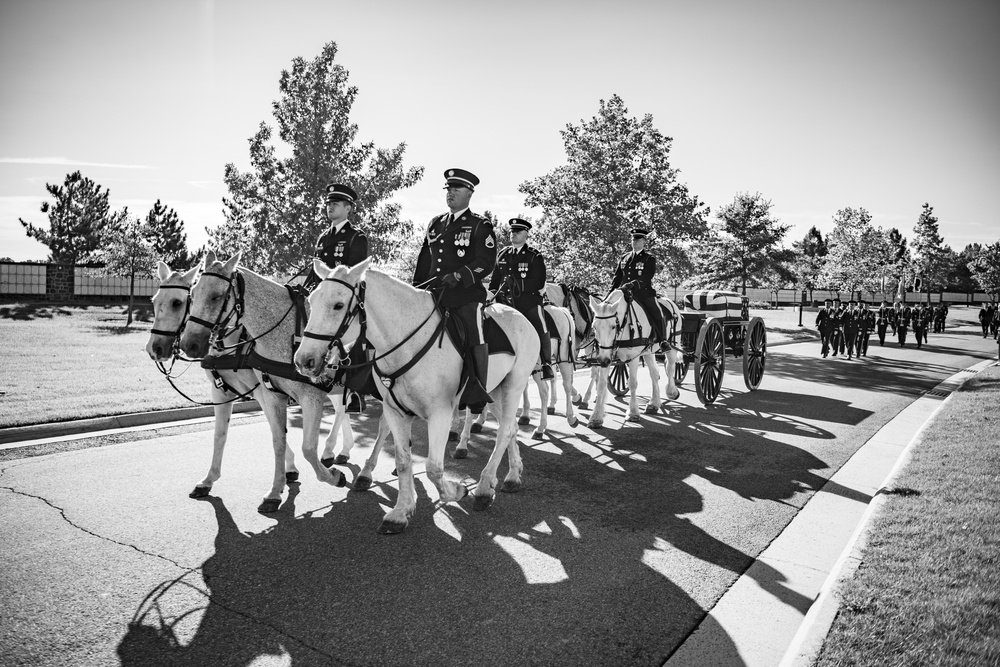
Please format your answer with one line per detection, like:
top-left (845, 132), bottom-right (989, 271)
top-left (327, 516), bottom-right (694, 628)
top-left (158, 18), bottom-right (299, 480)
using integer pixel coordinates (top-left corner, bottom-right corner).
top-left (742, 316), bottom-right (767, 391)
top-left (674, 355), bottom-right (690, 384)
top-left (694, 318), bottom-right (725, 404)
top-left (609, 362), bottom-right (629, 397)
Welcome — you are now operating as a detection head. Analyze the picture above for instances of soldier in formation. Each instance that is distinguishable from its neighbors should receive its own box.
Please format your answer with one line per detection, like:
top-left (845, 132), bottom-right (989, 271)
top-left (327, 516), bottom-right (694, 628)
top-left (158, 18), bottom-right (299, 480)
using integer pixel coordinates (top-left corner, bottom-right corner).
top-left (875, 300), bottom-right (892, 346)
top-left (856, 301), bottom-right (875, 357)
top-left (489, 218), bottom-right (554, 380)
top-left (815, 298), bottom-right (836, 357)
top-left (913, 303), bottom-right (929, 349)
top-left (895, 301), bottom-right (912, 347)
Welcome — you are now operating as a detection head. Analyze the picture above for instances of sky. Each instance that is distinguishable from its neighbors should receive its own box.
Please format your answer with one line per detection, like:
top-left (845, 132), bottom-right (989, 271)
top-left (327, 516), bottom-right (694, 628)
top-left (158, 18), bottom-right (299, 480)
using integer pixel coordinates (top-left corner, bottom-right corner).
top-left (2, 0), bottom-right (998, 262)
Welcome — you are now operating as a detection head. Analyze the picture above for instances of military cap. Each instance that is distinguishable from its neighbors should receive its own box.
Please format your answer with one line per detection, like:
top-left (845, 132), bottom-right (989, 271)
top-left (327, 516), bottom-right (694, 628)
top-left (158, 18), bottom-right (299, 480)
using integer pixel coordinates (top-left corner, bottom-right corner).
top-left (859, 300), bottom-right (868, 307)
top-left (509, 218), bottom-right (531, 232)
top-left (631, 228), bottom-right (649, 238)
top-left (325, 183), bottom-right (357, 204)
top-left (824, 298), bottom-right (833, 304)
top-left (443, 168), bottom-right (479, 191)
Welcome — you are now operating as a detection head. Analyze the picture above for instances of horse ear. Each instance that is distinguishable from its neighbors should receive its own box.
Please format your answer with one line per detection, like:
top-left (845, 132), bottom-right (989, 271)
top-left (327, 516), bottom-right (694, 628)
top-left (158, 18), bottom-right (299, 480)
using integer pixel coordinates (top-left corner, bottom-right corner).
top-left (312, 258), bottom-right (333, 280)
top-left (589, 295), bottom-right (600, 312)
top-left (204, 249), bottom-right (217, 266)
top-left (156, 261), bottom-right (171, 281)
top-left (181, 265), bottom-right (199, 284)
top-left (349, 257), bottom-right (372, 281)
top-left (222, 252), bottom-right (240, 274)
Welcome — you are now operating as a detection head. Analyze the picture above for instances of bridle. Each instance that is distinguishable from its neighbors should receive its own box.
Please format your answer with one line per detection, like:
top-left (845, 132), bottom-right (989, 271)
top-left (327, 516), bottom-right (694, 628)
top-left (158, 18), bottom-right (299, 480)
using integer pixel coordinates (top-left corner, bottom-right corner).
top-left (187, 270), bottom-right (244, 341)
top-left (299, 276), bottom-right (365, 363)
top-left (149, 284), bottom-right (191, 344)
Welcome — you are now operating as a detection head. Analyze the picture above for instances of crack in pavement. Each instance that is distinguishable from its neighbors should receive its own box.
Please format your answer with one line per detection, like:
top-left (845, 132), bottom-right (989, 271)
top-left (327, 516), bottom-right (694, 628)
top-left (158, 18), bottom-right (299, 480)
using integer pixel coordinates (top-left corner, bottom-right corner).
top-left (0, 469), bottom-right (348, 665)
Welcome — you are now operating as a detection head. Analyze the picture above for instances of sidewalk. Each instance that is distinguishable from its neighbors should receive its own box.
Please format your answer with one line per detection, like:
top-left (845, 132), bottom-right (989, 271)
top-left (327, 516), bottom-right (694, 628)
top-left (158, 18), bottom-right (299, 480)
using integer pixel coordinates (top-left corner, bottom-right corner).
top-left (664, 356), bottom-right (998, 667)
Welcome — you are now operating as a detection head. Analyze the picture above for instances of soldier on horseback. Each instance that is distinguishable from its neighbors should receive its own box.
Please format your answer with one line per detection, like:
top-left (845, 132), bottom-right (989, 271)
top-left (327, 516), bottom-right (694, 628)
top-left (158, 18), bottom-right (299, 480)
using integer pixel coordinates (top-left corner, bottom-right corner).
top-left (489, 218), bottom-right (554, 380)
top-left (412, 168), bottom-right (497, 414)
top-left (610, 228), bottom-right (666, 348)
top-left (305, 182), bottom-right (369, 413)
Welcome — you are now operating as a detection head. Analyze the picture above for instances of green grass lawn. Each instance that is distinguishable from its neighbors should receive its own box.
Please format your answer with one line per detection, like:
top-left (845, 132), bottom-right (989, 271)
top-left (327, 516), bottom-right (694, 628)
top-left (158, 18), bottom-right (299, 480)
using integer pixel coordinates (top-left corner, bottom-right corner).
top-left (0, 303), bottom-right (213, 428)
top-left (814, 363), bottom-right (1000, 667)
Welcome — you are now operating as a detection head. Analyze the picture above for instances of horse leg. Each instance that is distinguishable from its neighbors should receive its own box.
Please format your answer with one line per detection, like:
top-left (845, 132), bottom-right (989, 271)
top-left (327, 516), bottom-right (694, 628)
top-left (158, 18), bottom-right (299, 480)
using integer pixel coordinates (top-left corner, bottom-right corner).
top-left (561, 362), bottom-right (578, 428)
top-left (662, 348), bottom-right (680, 401)
top-left (517, 382), bottom-right (531, 424)
top-left (257, 388), bottom-right (291, 513)
top-left (547, 376), bottom-right (558, 414)
top-left (298, 391), bottom-right (347, 488)
top-left (580, 366), bottom-right (598, 406)
top-left (320, 396), bottom-right (341, 467)
top-left (353, 412), bottom-right (390, 492)
top-left (426, 407), bottom-right (469, 506)
top-left (190, 381), bottom-right (235, 498)
top-left (454, 408), bottom-right (473, 459)
top-left (626, 356), bottom-right (643, 421)
top-left (378, 408), bottom-right (417, 534)
top-left (587, 366), bottom-right (609, 428)
top-left (473, 389), bottom-right (513, 509)
top-left (531, 375), bottom-right (549, 439)
top-left (644, 352), bottom-right (663, 414)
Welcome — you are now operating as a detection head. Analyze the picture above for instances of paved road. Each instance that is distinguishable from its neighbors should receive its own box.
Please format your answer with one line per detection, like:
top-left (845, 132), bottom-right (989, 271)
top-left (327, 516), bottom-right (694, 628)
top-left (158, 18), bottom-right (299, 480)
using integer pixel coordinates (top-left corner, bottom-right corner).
top-left (1, 327), bottom-right (996, 667)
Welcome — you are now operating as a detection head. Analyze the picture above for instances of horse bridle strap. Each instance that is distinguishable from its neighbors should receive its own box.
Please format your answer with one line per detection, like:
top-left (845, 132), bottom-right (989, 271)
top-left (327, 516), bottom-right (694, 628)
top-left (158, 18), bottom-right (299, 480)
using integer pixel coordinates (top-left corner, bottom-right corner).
top-left (188, 271), bottom-right (244, 333)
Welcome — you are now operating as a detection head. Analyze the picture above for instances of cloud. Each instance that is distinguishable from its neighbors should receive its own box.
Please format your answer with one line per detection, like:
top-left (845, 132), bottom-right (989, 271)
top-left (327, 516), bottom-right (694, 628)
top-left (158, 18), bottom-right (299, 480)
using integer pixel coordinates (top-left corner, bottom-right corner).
top-left (0, 157), bottom-right (155, 170)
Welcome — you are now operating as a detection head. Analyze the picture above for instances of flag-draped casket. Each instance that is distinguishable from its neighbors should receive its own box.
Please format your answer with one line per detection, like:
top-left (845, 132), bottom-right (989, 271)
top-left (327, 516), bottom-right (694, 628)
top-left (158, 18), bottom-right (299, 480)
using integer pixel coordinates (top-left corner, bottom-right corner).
top-left (682, 290), bottom-right (748, 321)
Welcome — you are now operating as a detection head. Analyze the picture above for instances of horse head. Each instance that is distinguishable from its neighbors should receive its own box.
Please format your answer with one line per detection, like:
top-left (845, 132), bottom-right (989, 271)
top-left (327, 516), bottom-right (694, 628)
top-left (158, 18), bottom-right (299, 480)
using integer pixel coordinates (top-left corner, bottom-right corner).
top-left (589, 291), bottom-right (624, 367)
top-left (181, 250), bottom-right (241, 359)
top-left (295, 258), bottom-right (371, 378)
top-left (146, 261), bottom-right (199, 362)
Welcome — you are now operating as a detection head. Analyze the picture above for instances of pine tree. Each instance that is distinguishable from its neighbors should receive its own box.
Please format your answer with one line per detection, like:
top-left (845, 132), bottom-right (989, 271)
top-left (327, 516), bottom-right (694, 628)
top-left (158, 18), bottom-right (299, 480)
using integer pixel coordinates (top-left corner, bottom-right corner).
top-left (911, 203), bottom-right (949, 297)
top-left (143, 200), bottom-right (192, 269)
top-left (19, 171), bottom-right (123, 264)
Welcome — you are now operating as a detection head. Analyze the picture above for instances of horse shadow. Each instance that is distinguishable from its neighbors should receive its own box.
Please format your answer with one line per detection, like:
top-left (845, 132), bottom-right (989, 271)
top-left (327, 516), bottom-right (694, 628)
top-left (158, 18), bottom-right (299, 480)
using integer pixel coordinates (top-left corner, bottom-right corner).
top-left (117, 415), bottom-right (756, 666)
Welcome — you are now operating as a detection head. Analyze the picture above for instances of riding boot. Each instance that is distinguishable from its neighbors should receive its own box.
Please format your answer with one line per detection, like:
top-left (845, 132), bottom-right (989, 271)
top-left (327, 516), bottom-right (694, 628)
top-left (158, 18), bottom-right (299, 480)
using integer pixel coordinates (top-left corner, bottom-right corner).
top-left (461, 344), bottom-right (493, 414)
top-left (539, 332), bottom-right (554, 380)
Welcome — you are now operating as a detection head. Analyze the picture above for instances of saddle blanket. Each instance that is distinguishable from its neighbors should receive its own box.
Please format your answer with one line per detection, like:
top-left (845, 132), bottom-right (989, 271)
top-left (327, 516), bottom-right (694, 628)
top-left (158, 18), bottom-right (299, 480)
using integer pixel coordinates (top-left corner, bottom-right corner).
top-left (444, 309), bottom-right (515, 356)
top-left (683, 290), bottom-right (747, 320)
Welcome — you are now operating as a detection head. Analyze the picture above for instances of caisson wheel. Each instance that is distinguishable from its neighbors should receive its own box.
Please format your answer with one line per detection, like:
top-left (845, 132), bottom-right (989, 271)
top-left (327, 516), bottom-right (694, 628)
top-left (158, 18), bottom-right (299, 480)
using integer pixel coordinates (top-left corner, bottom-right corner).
top-left (609, 362), bottom-right (629, 397)
top-left (674, 356), bottom-right (690, 384)
top-left (694, 318), bottom-right (725, 404)
top-left (742, 316), bottom-right (767, 391)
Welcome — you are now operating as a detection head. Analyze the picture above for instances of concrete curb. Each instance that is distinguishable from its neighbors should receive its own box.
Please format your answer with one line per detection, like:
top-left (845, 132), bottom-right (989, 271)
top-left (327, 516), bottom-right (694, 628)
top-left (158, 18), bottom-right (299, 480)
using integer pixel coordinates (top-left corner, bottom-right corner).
top-left (664, 356), bottom-right (997, 667)
top-left (778, 357), bottom-right (998, 667)
top-left (0, 400), bottom-right (261, 446)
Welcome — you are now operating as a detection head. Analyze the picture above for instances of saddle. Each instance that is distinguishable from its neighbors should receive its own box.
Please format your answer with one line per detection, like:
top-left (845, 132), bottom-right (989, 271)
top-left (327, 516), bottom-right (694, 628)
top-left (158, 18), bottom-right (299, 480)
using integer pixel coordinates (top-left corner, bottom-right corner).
top-left (443, 307), bottom-right (515, 356)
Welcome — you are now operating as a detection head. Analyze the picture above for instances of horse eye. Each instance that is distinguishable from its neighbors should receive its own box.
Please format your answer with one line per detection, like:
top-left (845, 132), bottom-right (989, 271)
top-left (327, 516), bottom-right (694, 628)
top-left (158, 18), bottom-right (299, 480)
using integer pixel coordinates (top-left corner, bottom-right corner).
top-left (333, 302), bottom-right (345, 311)
top-left (171, 299), bottom-right (183, 308)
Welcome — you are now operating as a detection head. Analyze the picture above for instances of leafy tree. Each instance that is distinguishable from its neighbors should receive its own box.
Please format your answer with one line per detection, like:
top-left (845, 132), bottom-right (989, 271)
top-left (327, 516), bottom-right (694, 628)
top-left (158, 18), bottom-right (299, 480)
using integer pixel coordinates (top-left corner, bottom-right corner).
top-left (790, 225), bottom-right (828, 297)
top-left (211, 41), bottom-right (422, 275)
top-left (881, 227), bottom-right (911, 298)
top-left (519, 94), bottom-right (708, 290)
top-left (692, 192), bottom-right (795, 293)
top-left (950, 243), bottom-right (983, 293)
top-left (144, 200), bottom-right (192, 269)
top-left (911, 203), bottom-right (950, 296)
top-left (969, 242), bottom-right (1000, 299)
top-left (822, 207), bottom-right (886, 300)
top-left (19, 171), bottom-right (125, 264)
top-left (102, 212), bottom-right (157, 327)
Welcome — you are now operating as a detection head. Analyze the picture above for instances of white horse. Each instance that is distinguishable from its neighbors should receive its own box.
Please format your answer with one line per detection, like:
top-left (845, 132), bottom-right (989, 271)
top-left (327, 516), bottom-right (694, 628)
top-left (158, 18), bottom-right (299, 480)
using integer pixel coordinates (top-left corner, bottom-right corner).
top-left (587, 290), bottom-right (681, 428)
top-left (294, 259), bottom-right (540, 534)
top-left (461, 303), bottom-right (578, 451)
top-left (178, 251), bottom-right (377, 511)
top-left (544, 282), bottom-right (597, 406)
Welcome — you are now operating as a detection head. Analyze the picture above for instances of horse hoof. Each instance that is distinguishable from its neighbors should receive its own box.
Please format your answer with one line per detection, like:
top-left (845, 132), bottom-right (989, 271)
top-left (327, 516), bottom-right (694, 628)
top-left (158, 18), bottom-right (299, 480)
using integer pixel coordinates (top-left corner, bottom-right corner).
top-left (377, 519), bottom-right (407, 535)
top-left (448, 430), bottom-right (459, 442)
top-left (470, 423), bottom-right (483, 434)
top-left (189, 486), bottom-right (210, 499)
top-left (567, 416), bottom-right (579, 428)
top-left (627, 414), bottom-right (642, 423)
top-left (285, 471), bottom-right (299, 483)
top-left (320, 457), bottom-right (335, 468)
top-left (452, 448), bottom-right (468, 459)
top-left (532, 430), bottom-right (545, 440)
top-left (588, 420), bottom-right (603, 429)
top-left (547, 407), bottom-right (555, 415)
top-left (644, 405), bottom-right (659, 415)
top-left (351, 476), bottom-right (372, 492)
top-left (332, 471), bottom-right (348, 488)
top-left (257, 498), bottom-right (280, 514)
top-left (500, 480), bottom-right (522, 494)
top-left (518, 415), bottom-right (531, 426)
top-left (334, 454), bottom-right (349, 465)
top-left (472, 494), bottom-right (494, 511)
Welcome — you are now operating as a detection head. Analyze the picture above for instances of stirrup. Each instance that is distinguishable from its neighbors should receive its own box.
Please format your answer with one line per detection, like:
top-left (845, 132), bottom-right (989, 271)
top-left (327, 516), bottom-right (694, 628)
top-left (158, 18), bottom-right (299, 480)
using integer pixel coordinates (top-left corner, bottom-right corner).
top-left (541, 364), bottom-right (554, 380)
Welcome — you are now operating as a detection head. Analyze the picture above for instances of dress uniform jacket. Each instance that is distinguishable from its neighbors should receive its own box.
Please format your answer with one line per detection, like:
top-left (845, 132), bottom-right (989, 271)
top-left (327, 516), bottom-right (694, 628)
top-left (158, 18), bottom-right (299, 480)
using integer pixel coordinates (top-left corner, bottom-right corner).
top-left (304, 221), bottom-right (368, 290)
top-left (413, 210), bottom-right (497, 309)
top-left (611, 250), bottom-right (657, 299)
top-left (489, 244), bottom-right (546, 310)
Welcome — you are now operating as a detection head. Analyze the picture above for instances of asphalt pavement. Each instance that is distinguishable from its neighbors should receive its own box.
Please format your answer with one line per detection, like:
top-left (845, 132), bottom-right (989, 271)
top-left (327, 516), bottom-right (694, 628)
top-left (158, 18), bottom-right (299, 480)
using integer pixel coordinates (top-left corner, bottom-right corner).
top-left (1, 325), bottom-right (997, 667)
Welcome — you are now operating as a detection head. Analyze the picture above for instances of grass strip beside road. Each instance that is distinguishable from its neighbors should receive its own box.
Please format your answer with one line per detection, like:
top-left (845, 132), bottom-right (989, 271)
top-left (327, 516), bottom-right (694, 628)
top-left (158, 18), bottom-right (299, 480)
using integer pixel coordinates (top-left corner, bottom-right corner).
top-left (814, 363), bottom-right (1000, 667)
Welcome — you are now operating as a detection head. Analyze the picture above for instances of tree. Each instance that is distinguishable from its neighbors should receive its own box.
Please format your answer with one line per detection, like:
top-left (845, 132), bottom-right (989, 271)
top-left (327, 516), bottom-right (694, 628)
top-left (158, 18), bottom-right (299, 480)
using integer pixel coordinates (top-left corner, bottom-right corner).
top-left (969, 242), bottom-right (1000, 299)
top-left (791, 226), bottom-right (828, 300)
top-left (822, 207), bottom-right (886, 300)
top-left (19, 171), bottom-right (125, 264)
top-left (911, 203), bottom-right (949, 297)
top-left (144, 200), bottom-right (192, 269)
top-left (519, 94), bottom-right (708, 289)
top-left (950, 243), bottom-right (983, 293)
top-left (211, 41), bottom-right (422, 275)
top-left (692, 192), bottom-right (795, 293)
top-left (102, 212), bottom-right (157, 327)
